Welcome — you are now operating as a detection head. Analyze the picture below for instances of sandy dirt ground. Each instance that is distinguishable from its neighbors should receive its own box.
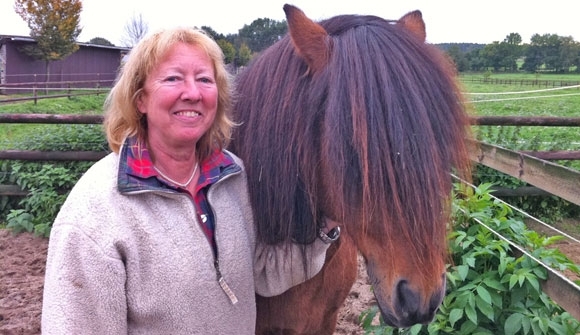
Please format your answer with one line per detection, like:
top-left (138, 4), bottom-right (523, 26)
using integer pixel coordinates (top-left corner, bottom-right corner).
top-left (0, 230), bottom-right (47, 335)
top-left (2, 219), bottom-right (579, 335)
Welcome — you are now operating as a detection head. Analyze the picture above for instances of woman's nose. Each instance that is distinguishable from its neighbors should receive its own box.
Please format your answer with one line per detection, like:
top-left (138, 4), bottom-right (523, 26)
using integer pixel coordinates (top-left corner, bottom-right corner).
top-left (181, 80), bottom-right (202, 101)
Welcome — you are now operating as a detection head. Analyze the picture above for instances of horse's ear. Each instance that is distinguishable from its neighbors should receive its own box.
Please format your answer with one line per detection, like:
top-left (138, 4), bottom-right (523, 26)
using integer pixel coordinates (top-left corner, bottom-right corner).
top-left (283, 4), bottom-right (331, 73)
top-left (397, 10), bottom-right (426, 42)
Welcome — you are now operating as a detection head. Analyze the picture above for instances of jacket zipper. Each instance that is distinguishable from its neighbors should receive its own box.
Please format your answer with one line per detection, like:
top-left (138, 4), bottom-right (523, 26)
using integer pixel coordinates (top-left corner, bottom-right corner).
top-left (214, 258), bottom-right (238, 304)
top-left (208, 170), bottom-right (240, 305)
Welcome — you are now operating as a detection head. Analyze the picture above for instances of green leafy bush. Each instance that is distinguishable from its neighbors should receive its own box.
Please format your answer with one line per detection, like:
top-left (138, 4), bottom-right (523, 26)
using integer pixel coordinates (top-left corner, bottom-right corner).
top-left (1, 124), bottom-right (107, 237)
top-left (361, 183), bottom-right (580, 335)
top-left (473, 165), bottom-right (578, 223)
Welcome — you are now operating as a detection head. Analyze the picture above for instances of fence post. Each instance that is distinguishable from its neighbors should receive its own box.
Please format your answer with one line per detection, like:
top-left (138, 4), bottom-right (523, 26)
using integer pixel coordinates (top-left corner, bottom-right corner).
top-left (33, 76), bottom-right (38, 105)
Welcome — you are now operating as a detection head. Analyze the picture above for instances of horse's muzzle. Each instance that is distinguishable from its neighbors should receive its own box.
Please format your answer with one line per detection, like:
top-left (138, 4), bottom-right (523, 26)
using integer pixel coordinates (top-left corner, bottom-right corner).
top-left (379, 275), bottom-right (446, 328)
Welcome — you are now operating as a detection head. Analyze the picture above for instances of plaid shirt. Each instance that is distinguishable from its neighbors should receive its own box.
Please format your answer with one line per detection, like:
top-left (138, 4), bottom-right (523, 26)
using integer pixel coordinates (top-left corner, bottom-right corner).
top-left (120, 137), bottom-right (236, 254)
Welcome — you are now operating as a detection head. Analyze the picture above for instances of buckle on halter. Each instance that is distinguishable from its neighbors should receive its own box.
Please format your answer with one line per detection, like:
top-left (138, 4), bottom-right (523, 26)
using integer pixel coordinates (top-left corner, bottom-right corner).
top-left (318, 226), bottom-right (340, 244)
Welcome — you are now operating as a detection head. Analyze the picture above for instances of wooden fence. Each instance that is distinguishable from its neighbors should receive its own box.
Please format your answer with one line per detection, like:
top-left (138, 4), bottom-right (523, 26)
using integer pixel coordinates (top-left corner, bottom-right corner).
top-left (0, 113), bottom-right (579, 320)
top-left (0, 79), bottom-right (112, 104)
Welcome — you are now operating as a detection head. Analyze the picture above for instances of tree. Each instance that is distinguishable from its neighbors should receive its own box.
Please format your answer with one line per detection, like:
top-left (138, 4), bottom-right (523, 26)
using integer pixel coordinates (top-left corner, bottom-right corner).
top-left (480, 42), bottom-right (504, 71)
top-left (521, 42), bottom-right (543, 72)
top-left (541, 34), bottom-right (562, 71)
top-left (201, 26), bottom-right (225, 41)
top-left (14, 0), bottom-right (82, 86)
top-left (504, 32), bottom-right (522, 45)
top-left (88, 37), bottom-right (115, 47)
top-left (201, 26), bottom-right (236, 65)
top-left (216, 39), bottom-right (236, 64)
top-left (557, 36), bottom-right (580, 72)
top-left (121, 12), bottom-right (149, 47)
top-left (237, 18), bottom-right (287, 53)
top-left (465, 48), bottom-right (487, 72)
top-left (501, 33), bottom-right (523, 71)
top-left (446, 45), bottom-right (469, 72)
top-left (522, 33), bottom-right (570, 72)
top-left (236, 43), bottom-right (252, 67)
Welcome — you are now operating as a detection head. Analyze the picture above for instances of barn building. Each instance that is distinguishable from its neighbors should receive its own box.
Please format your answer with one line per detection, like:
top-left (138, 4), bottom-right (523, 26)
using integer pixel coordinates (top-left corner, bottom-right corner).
top-left (0, 35), bottom-right (129, 94)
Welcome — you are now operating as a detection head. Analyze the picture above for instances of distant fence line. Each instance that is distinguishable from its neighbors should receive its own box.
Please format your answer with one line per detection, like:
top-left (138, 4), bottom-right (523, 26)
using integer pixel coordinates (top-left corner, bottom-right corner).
top-left (0, 89), bottom-right (109, 105)
top-left (0, 74), bottom-right (115, 95)
top-left (462, 77), bottom-right (580, 88)
top-left (1, 80), bottom-right (113, 89)
top-left (0, 79), bottom-right (112, 104)
top-left (2, 72), bottom-right (115, 79)
top-left (2, 113), bottom-right (579, 126)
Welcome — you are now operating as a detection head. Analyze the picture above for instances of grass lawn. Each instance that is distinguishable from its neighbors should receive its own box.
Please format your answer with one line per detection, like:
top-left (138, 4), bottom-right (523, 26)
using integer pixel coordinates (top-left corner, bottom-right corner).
top-left (0, 93), bottom-right (107, 150)
top-left (459, 73), bottom-right (580, 172)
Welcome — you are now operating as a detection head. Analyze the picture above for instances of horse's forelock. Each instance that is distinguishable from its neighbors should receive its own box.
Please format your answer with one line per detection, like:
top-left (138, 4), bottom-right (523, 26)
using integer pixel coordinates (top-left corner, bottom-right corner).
top-left (319, 16), bottom-right (471, 269)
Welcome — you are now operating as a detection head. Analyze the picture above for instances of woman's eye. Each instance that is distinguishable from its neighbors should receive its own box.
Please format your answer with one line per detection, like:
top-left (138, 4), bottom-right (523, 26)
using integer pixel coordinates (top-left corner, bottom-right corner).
top-left (165, 76), bottom-right (180, 82)
top-left (199, 77), bottom-right (213, 84)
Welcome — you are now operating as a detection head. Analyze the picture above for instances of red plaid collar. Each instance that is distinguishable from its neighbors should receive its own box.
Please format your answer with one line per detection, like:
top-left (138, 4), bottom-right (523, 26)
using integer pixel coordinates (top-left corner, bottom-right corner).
top-left (121, 137), bottom-right (236, 192)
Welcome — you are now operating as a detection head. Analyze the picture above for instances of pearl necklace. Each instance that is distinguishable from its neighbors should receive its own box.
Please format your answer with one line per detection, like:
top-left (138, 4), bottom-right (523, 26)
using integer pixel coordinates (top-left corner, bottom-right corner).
top-left (154, 163), bottom-right (198, 188)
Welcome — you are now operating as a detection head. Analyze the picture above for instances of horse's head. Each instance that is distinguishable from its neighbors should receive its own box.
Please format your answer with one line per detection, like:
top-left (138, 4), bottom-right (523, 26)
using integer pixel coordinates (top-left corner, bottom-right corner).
top-left (232, 4), bottom-right (472, 328)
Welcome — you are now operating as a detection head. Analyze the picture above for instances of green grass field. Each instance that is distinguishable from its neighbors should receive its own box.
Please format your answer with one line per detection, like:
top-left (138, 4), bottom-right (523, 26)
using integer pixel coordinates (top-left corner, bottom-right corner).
top-left (461, 73), bottom-right (580, 117)
top-left (460, 74), bottom-right (580, 170)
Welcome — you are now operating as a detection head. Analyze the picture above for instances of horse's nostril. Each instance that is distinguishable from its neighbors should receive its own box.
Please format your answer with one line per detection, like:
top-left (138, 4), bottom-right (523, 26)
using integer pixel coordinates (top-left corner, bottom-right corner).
top-left (393, 279), bottom-right (443, 326)
top-left (395, 280), bottom-right (421, 318)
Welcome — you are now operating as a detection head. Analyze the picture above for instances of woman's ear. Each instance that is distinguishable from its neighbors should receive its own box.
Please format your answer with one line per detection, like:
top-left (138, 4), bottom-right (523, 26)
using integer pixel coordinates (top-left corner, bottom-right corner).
top-left (136, 94), bottom-right (146, 114)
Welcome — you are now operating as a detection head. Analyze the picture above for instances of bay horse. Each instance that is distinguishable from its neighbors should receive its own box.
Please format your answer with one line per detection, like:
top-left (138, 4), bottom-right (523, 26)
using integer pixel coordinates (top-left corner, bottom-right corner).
top-left (229, 4), bottom-right (472, 334)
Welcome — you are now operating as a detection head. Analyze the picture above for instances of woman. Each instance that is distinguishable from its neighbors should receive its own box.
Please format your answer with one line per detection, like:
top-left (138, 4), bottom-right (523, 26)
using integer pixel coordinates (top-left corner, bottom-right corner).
top-left (41, 27), bottom-right (336, 334)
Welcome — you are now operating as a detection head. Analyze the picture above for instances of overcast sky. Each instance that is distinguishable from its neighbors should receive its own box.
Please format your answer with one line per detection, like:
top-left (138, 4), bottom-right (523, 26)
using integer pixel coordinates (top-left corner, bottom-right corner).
top-left (1, 0), bottom-right (578, 46)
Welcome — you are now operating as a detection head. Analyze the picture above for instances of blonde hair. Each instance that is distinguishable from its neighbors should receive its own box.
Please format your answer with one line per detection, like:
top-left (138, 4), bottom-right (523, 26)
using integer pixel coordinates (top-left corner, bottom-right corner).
top-left (103, 27), bottom-right (235, 161)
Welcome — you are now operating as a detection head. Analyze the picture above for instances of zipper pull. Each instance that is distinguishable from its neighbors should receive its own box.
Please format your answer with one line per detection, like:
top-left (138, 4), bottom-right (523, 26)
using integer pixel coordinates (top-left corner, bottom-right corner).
top-left (215, 259), bottom-right (238, 304)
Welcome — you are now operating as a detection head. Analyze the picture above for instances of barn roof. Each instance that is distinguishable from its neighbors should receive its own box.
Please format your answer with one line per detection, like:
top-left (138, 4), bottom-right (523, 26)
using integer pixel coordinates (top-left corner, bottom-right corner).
top-left (0, 34), bottom-right (130, 51)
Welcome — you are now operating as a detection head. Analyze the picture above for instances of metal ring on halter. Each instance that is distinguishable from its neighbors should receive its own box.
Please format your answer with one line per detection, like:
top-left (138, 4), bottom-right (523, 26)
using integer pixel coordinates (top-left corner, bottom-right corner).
top-left (317, 226), bottom-right (340, 244)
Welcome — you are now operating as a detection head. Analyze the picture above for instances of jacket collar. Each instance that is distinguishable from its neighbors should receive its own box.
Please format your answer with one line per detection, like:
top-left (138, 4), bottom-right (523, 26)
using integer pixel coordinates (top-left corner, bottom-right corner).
top-left (117, 137), bottom-right (240, 194)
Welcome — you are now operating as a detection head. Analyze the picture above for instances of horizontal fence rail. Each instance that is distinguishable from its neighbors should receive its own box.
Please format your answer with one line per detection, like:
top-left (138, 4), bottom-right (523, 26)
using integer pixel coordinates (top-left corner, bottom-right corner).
top-left (0, 114), bottom-right (579, 162)
top-left (541, 269), bottom-right (580, 322)
top-left (520, 150), bottom-right (580, 161)
top-left (469, 142), bottom-right (580, 207)
top-left (1, 114), bottom-right (577, 159)
top-left (471, 116), bottom-right (580, 126)
top-left (0, 113), bottom-right (103, 124)
top-left (0, 150), bottom-right (107, 161)
top-left (2, 113), bottom-right (580, 126)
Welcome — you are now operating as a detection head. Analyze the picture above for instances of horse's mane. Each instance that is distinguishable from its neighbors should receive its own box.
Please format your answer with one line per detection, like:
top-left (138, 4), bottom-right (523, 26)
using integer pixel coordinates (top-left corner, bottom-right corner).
top-left (231, 14), bottom-right (472, 248)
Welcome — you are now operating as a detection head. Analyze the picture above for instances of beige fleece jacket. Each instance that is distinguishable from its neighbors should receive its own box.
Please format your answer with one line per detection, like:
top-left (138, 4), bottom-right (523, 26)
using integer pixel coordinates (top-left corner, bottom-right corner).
top-left (41, 150), bottom-right (329, 334)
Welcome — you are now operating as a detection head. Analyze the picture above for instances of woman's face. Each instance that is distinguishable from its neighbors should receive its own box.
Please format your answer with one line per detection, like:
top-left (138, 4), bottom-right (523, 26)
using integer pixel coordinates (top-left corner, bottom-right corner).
top-left (137, 42), bottom-right (218, 153)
